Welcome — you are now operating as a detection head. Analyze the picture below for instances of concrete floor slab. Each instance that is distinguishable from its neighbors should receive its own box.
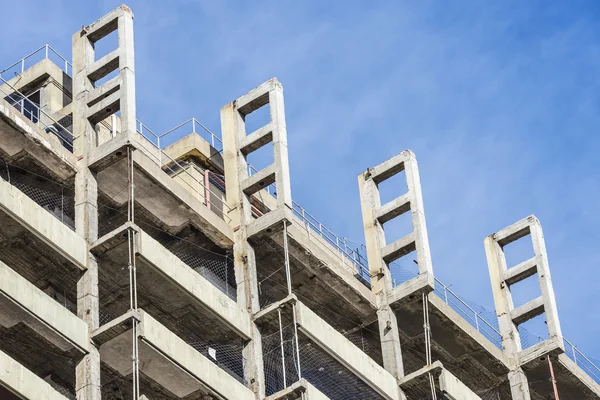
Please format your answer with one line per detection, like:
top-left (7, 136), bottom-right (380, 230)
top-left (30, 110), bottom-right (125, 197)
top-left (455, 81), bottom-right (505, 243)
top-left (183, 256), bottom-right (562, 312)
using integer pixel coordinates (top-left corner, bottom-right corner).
top-left (0, 90), bottom-right (77, 183)
top-left (247, 206), bottom-right (377, 330)
top-left (97, 310), bottom-right (254, 400)
top-left (265, 379), bottom-right (330, 400)
top-left (0, 259), bottom-right (89, 353)
top-left (524, 353), bottom-right (600, 399)
top-left (89, 133), bottom-right (233, 248)
top-left (394, 292), bottom-right (509, 398)
top-left (92, 223), bottom-right (251, 339)
top-left (0, 348), bottom-right (69, 400)
top-left (0, 177), bottom-right (87, 270)
top-left (294, 300), bottom-right (399, 400)
top-left (399, 361), bottom-right (482, 400)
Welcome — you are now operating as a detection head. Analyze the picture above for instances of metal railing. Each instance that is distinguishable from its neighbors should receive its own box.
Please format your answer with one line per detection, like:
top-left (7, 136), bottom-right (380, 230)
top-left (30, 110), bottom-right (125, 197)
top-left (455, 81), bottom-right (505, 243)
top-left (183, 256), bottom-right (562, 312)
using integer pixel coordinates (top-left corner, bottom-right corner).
top-left (0, 76), bottom-right (75, 151)
top-left (433, 277), bottom-right (503, 347)
top-left (291, 201), bottom-right (371, 282)
top-left (0, 44), bottom-right (72, 79)
top-left (247, 163), bottom-right (371, 282)
top-left (564, 338), bottom-right (600, 383)
top-left (132, 119), bottom-right (232, 221)
top-left (161, 118), bottom-right (223, 152)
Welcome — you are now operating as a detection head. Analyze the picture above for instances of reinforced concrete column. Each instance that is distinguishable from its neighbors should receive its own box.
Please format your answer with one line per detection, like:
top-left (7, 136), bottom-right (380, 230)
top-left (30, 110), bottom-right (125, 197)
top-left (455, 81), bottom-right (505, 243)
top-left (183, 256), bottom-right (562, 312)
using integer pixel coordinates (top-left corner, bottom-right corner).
top-left (221, 101), bottom-right (265, 398)
top-left (72, 22), bottom-right (101, 400)
top-left (359, 171), bottom-right (404, 380)
top-left (485, 215), bottom-right (563, 400)
top-left (72, 6), bottom-right (137, 399)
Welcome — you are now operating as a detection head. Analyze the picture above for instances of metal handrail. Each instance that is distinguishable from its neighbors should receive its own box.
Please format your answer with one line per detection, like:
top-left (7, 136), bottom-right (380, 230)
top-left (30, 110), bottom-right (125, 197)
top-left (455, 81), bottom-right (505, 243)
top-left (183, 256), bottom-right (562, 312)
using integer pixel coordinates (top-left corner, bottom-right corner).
top-left (0, 76), bottom-right (75, 148)
top-left (0, 44), bottom-right (72, 78)
top-left (246, 163), bottom-right (370, 280)
top-left (133, 119), bottom-right (232, 216)
top-left (564, 337), bottom-right (600, 381)
top-left (433, 277), bottom-right (502, 346)
top-left (160, 118), bottom-right (223, 151)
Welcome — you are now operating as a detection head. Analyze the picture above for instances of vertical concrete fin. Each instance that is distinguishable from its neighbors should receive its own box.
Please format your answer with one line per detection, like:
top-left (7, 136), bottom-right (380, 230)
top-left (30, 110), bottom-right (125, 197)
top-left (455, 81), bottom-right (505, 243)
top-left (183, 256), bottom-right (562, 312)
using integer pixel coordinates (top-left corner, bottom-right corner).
top-left (359, 150), bottom-right (433, 292)
top-left (484, 215), bottom-right (564, 400)
top-left (224, 78), bottom-right (292, 218)
top-left (72, 5), bottom-right (136, 400)
top-left (484, 215), bottom-right (563, 351)
top-left (359, 150), bottom-right (432, 397)
top-left (73, 3), bottom-right (136, 152)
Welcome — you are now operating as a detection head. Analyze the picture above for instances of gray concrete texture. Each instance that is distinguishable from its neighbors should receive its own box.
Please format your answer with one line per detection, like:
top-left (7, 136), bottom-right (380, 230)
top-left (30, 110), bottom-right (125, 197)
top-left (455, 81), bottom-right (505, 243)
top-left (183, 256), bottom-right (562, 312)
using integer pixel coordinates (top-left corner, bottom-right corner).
top-left (0, 4), bottom-right (598, 400)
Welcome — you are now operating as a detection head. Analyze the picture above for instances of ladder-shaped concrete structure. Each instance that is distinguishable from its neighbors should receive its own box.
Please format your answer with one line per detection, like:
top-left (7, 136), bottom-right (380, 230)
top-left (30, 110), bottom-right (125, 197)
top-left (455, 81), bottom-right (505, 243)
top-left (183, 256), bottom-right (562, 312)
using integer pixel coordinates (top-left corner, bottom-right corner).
top-left (485, 215), bottom-right (563, 400)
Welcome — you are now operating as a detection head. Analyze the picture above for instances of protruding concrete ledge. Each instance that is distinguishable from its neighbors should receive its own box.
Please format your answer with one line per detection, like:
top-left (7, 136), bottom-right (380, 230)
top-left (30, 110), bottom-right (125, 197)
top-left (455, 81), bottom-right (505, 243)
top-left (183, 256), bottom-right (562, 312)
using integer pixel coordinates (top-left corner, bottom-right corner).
top-left (428, 294), bottom-right (507, 367)
top-left (91, 223), bottom-right (251, 339)
top-left (556, 353), bottom-right (600, 398)
top-left (97, 310), bottom-right (254, 400)
top-left (265, 379), bottom-right (330, 400)
top-left (294, 301), bottom-right (399, 400)
top-left (247, 206), bottom-right (377, 322)
top-left (399, 361), bottom-right (482, 400)
top-left (0, 178), bottom-right (87, 270)
top-left (0, 348), bottom-right (69, 400)
top-left (0, 260), bottom-right (89, 353)
top-left (388, 273), bottom-right (434, 309)
top-left (518, 336), bottom-right (563, 367)
top-left (91, 135), bottom-right (233, 247)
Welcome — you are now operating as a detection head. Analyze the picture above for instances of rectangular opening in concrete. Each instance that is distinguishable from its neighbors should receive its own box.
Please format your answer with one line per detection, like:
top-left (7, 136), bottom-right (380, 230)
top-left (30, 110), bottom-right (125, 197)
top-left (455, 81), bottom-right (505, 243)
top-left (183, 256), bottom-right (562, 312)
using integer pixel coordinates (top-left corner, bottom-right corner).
top-left (389, 249), bottom-right (418, 288)
top-left (93, 29), bottom-right (118, 62)
top-left (376, 167), bottom-right (408, 206)
top-left (243, 102), bottom-right (270, 134)
top-left (501, 231), bottom-right (535, 269)
top-left (518, 313), bottom-right (549, 350)
top-left (382, 209), bottom-right (413, 246)
top-left (509, 273), bottom-right (542, 310)
top-left (247, 140), bottom-right (274, 175)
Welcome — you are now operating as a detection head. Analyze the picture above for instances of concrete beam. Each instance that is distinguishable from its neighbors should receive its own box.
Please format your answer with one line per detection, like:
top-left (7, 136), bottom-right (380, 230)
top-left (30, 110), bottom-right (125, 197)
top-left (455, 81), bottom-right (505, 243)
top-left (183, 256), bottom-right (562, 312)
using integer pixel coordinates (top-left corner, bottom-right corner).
top-left (375, 193), bottom-right (411, 224)
top-left (0, 97), bottom-right (77, 181)
top-left (399, 361), bottom-right (482, 400)
top-left (294, 301), bottom-right (399, 400)
top-left (504, 257), bottom-right (537, 286)
top-left (381, 233), bottom-right (416, 264)
top-left (388, 273), bottom-right (434, 308)
top-left (0, 259), bottom-right (89, 353)
top-left (428, 294), bottom-right (508, 366)
top-left (239, 123), bottom-right (273, 155)
top-left (0, 349), bottom-right (69, 400)
top-left (91, 223), bottom-right (251, 339)
top-left (242, 164), bottom-right (277, 196)
top-left (98, 310), bottom-right (254, 400)
top-left (511, 297), bottom-right (544, 325)
top-left (265, 379), bottom-right (330, 400)
top-left (0, 177), bottom-right (87, 269)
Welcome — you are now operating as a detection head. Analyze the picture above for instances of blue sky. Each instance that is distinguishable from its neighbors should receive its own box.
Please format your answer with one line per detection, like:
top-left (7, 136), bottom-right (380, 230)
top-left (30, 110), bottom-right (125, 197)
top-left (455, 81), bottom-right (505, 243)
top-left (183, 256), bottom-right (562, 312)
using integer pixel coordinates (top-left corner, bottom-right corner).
top-left (2, 1), bottom-right (599, 359)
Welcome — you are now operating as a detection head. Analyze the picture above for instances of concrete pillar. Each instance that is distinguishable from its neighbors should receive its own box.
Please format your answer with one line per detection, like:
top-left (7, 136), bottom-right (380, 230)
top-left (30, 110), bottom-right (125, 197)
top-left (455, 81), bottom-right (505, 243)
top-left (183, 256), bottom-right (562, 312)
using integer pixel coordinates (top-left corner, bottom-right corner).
top-left (72, 6), bottom-right (137, 399)
top-left (234, 78), bottom-right (292, 210)
top-left (359, 150), bottom-right (433, 399)
top-left (484, 215), bottom-right (564, 400)
top-left (221, 101), bottom-right (265, 398)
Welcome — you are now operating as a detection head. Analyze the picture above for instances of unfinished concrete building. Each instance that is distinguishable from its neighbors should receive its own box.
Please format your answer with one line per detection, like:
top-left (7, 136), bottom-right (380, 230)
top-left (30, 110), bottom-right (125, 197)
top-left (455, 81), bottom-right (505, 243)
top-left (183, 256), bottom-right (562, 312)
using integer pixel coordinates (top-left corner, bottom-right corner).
top-left (0, 5), bottom-right (598, 400)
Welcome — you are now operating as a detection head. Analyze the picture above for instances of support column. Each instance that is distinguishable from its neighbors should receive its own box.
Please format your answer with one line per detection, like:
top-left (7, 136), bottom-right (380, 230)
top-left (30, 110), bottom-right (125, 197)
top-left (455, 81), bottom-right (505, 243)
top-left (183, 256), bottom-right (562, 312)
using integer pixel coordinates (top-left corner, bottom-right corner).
top-left (72, 6), bottom-right (137, 399)
top-left (73, 23), bottom-right (101, 400)
top-left (484, 215), bottom-right (564, 400)
top-left (360, 150), bottom-right (434, 400)
top-left (221, 78), bottom-right (294, 398)
top-left (222, 102), bottom-right (265, 398)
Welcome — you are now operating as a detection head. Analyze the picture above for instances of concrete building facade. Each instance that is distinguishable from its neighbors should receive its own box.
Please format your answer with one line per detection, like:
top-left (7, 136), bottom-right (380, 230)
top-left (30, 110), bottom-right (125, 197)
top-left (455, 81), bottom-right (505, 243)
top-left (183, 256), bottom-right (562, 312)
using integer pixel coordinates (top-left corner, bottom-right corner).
top-left (0, 5), bottom-right (598, 400)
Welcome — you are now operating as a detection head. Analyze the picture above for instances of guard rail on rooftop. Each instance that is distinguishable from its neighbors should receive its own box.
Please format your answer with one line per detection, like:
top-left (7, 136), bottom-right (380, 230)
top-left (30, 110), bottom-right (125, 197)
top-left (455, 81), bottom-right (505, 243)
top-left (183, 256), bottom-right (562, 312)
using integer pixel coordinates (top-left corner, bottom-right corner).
top-left (0, 44), bottom-right (72, 79)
